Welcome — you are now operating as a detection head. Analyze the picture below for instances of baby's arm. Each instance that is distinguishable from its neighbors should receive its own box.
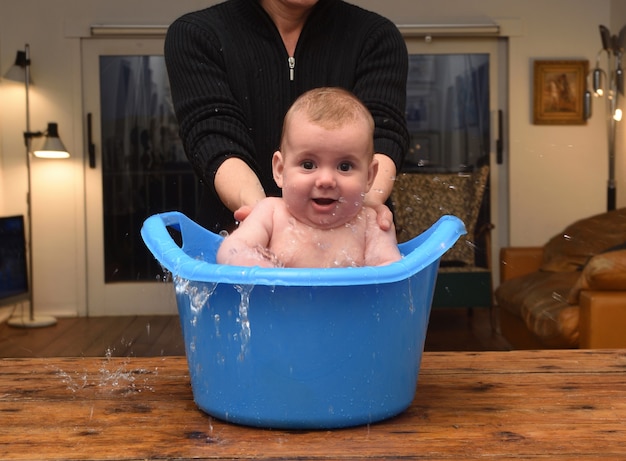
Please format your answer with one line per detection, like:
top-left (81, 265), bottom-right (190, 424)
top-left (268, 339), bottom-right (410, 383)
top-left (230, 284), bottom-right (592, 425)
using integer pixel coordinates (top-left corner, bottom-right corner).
top-left (216, 198), bottom-right (280, 267)
top-left (363, 207), bottom-right (402, 267)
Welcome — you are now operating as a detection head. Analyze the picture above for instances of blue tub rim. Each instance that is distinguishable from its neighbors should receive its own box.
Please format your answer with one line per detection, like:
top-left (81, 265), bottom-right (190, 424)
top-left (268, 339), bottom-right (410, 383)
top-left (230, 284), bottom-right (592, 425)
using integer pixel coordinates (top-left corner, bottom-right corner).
top-left (140, 211), bottom-right (466, 287)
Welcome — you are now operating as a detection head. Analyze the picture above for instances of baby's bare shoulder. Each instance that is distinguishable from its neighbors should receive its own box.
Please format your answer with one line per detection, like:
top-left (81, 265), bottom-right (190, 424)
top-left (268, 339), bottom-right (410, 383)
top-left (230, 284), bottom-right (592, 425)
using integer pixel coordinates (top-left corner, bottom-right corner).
top-left (255, 196), bottom-right (283, 210)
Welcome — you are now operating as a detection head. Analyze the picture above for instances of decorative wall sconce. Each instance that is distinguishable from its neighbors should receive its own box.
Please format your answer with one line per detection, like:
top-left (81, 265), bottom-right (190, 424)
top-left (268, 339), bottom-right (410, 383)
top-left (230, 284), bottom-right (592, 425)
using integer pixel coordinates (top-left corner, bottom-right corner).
top-left (3, 43), bottom-right (70, 328)
top-left (584, 25), bottom-right (626, 211)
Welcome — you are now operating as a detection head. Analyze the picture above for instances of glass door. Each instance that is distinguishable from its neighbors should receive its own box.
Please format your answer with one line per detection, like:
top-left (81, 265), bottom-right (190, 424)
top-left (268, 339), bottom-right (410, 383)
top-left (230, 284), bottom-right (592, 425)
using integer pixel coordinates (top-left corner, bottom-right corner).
top-left (82, 38), bottom-right (195, 315)
top-left (403, 36), bottom-right (507, 275)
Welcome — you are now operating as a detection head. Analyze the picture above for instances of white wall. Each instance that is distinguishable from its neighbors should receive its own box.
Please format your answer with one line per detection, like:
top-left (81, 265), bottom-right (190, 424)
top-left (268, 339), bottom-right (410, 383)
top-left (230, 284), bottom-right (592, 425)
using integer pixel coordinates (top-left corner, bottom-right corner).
top-left (0, 0), bottom-right (620, 317)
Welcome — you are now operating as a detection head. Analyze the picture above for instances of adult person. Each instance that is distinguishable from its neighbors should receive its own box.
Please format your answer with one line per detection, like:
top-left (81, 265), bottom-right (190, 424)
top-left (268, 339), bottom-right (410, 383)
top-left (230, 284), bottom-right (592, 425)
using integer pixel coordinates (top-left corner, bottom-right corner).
top-left (165, 0), bottom-right (409, 234)
top-left (217, 87), bottom-right (402, 268)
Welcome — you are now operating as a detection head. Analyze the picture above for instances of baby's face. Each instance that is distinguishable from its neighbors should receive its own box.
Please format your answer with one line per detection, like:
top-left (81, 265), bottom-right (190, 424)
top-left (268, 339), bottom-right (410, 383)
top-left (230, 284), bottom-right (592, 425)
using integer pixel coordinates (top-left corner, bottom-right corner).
top-left (273, 112), bottom-right (377, 229)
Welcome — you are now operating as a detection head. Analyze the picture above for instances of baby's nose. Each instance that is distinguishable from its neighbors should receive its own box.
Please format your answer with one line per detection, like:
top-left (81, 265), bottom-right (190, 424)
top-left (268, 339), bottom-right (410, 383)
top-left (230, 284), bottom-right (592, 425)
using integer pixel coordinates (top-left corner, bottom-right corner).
top-left (315, 168), bottom-right (337, 188)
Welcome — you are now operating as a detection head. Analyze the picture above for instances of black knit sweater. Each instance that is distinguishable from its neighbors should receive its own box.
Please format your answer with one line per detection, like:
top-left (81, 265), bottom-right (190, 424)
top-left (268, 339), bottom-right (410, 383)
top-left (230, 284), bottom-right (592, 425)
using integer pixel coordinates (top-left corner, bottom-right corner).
top-left (165, 0), bottom-right (409, 232)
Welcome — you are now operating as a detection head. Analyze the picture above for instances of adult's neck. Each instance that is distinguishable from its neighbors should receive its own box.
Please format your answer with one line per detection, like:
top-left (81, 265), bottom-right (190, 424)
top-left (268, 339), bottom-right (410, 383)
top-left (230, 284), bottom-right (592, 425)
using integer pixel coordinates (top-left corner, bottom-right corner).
top-left (260, 0), bottom-right (317, 55)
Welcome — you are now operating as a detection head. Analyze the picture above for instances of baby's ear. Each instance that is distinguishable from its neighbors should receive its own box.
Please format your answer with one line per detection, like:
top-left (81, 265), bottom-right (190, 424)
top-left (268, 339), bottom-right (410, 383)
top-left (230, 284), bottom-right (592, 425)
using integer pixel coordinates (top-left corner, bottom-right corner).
top-left (366, 156), bottom-right (379, 191)
top-left (272, 151), bottom-right (285, 188)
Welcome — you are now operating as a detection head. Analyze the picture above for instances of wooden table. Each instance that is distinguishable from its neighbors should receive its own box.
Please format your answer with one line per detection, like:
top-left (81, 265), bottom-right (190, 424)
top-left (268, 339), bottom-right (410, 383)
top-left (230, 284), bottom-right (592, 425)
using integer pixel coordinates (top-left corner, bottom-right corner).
top-left (2, 350), bottom-right (626, 460)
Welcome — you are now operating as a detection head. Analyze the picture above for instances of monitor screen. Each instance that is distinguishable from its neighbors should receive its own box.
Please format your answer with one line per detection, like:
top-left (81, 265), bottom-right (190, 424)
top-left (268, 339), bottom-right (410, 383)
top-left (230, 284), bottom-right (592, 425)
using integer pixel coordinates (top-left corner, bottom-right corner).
top-left (0, 215), bottom-right (29, 306)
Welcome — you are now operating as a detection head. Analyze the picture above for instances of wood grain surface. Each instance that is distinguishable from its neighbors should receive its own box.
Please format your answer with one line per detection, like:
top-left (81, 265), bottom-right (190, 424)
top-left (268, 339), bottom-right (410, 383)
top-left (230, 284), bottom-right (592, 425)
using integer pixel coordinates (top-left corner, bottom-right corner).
top-left (2, 350), bottom-right (626, 460)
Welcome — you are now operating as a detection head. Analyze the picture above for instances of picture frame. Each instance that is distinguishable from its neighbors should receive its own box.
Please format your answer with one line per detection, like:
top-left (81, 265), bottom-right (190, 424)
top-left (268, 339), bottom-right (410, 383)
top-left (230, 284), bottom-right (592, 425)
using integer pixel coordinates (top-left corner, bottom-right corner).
top-left (533, 60), bottom-right (588, 125)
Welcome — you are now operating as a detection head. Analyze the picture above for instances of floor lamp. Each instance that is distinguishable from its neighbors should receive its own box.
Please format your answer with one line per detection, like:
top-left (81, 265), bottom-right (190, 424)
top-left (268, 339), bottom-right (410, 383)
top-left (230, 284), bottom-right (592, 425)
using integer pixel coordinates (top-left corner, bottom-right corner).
top-left (3, 44), bottom-right (70, 328)
top-left (584, 25), bottom-right (626, 211)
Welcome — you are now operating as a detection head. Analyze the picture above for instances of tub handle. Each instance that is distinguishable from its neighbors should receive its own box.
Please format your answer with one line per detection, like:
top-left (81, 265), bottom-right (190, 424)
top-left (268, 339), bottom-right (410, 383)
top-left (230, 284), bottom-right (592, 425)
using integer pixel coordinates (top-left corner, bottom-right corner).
top-left (141, 211), bottom-right (223, 274)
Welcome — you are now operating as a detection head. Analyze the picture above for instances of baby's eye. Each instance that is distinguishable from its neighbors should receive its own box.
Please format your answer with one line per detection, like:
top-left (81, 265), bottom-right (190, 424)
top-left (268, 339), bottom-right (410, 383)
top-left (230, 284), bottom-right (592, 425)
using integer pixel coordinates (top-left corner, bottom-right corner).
top-left (338, 162), bottom-right (353, 172)
top-left (301, 161), bottom-right (315, 170)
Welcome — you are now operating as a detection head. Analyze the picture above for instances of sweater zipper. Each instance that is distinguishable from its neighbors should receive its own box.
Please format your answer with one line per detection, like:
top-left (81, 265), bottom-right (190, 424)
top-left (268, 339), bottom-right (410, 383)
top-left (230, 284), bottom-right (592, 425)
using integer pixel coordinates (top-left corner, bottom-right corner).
top-left (288, 56), bottom-right (295, 81)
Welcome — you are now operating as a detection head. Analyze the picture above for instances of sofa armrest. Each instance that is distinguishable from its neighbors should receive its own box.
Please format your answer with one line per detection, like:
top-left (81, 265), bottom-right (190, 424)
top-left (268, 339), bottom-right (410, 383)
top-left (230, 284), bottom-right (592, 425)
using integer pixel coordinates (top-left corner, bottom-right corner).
top-left (579, 291), bottom-right (626, 348)
top-left (499, 247), bottom-right (544, 283)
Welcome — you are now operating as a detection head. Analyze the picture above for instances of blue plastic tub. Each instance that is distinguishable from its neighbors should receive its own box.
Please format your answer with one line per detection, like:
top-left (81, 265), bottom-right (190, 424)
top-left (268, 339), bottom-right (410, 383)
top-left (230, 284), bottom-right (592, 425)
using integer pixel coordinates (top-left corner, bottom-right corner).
top-left (141, 211), bottom-right (464, 429)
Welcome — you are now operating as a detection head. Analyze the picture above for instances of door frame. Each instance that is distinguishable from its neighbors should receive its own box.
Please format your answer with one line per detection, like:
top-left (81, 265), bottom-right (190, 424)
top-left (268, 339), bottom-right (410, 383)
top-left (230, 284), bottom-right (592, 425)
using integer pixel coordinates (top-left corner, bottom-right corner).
top-left (81, 37), bottom-right (177, 316)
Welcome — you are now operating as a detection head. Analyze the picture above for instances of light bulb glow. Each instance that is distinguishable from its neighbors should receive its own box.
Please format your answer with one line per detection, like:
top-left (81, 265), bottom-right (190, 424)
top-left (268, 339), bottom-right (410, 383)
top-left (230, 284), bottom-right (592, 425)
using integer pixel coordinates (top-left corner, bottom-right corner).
top-left (614, 109), bottom-right (622, 121)
top-left (33, 149), bottom-right (70, 159)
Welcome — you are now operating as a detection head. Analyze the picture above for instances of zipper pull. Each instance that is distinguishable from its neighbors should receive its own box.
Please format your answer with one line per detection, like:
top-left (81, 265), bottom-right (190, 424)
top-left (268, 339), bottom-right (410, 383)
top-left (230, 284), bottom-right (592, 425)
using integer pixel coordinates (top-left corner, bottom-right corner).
top-left (288, 56), bottom-right (295, 81)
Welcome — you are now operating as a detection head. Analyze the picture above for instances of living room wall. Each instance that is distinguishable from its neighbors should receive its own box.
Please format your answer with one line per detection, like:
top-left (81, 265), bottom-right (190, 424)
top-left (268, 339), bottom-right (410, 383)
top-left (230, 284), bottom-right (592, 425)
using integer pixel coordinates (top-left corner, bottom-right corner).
top-left (0, 0), bottom-right (620, 316)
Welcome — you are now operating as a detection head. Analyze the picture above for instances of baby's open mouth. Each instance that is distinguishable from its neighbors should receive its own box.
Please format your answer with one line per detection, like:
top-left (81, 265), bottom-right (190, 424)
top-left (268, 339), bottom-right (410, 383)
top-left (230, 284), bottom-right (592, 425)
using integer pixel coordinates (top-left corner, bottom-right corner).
top-left (313, 198), bottom-right (336, 206)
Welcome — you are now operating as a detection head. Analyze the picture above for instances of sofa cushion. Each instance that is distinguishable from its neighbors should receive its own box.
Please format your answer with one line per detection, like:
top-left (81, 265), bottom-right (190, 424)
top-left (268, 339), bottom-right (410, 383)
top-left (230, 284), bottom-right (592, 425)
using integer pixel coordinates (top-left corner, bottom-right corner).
top-left (568, 249), bottom-right (626, 303)
top-left (541, 207), bottom-right (626, 272)
top-left (495, 271), bottom-right (580, 348)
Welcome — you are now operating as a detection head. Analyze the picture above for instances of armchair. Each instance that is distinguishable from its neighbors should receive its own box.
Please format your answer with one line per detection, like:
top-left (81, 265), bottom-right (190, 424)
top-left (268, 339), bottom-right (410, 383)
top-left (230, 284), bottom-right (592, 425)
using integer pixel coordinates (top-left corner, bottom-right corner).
top-left (391, 165), bottom-right (493, 314)
top-left (496, 208), bottom-right (626, 349)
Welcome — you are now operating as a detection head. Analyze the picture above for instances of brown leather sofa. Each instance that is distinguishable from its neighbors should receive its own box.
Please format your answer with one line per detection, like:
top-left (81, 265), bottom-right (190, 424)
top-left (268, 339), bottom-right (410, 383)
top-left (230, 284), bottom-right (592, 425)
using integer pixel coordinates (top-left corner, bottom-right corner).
top-left (495, 208), bottom-right (626, 349)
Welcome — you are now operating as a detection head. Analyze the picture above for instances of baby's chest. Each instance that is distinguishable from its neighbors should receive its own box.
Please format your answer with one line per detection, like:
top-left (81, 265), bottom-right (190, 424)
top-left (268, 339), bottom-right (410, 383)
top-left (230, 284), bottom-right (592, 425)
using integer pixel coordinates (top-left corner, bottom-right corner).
top-left (271, 225), bottom-right (366, 268)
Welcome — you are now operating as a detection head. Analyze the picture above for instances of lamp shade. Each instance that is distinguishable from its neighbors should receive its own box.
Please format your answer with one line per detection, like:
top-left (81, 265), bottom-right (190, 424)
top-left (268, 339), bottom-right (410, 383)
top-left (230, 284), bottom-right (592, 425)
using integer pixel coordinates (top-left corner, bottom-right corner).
top-left (33, 123), bottom-right (70, 159)
top-left (3, 50), bottom-right (32, 83)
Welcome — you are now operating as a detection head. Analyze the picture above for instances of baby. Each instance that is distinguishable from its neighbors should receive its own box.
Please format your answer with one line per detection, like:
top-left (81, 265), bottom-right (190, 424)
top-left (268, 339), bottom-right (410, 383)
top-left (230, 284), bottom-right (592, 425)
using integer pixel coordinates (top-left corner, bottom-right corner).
top-left (216, 87), bottom-right (402, 268)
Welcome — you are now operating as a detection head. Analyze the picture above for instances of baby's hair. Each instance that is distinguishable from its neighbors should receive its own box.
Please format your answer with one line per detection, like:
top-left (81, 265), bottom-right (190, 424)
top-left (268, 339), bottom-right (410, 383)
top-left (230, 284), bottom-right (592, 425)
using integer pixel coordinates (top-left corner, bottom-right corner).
top-left (281, 87), bottom-right (374, 151)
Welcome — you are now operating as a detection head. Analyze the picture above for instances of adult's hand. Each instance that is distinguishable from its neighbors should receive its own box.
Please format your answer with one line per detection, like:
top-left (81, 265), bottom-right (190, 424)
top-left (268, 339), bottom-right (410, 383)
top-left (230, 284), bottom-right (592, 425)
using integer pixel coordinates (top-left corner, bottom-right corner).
top-left (234, 205), bottom-right (253, 223)
top-left (368, 202), bottom-right (394, 232)
top-left (365, 153), bottom-right (397, 232)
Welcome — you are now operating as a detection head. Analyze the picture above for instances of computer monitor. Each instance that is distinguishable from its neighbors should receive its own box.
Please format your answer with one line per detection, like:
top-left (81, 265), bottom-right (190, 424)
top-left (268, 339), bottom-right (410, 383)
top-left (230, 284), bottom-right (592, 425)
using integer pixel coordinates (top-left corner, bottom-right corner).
top-left (0, 215), bottom-right (29, 307)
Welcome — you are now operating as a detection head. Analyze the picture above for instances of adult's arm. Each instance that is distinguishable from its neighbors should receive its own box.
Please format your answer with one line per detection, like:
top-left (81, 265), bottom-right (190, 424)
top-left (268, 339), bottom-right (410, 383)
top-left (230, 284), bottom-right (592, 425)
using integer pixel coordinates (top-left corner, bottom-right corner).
top-left (164, 16), bottom-right (260, 203)
top-left (214, 157), bottom-right (266, 213)
top-left (352, 16), bottom-right (409, 181)
top-left (351, 15), bottom-right (409, 230)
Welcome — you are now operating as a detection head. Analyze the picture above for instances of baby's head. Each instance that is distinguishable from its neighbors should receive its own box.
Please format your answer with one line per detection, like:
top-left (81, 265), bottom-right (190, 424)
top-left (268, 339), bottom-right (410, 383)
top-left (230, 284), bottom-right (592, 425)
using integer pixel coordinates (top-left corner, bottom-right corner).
top-left (273, 87), bottom-right (378, 229)
top-left (280, 87), bottom-right (375, 156)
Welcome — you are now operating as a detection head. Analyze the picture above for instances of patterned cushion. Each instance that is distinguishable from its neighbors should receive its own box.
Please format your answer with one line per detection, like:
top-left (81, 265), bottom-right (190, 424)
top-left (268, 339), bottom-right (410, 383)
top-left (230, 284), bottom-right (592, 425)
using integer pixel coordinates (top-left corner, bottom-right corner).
top-left (495, 271), bottom-right (580, 348)
top-left (391, 165), bottom-right (489, 266)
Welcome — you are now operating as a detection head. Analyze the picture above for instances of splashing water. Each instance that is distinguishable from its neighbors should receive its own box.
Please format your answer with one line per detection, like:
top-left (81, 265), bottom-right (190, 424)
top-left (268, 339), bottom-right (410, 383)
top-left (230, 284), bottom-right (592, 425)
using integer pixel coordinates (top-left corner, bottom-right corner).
top-left (52, 352), bottom-right (157, 396)
top-left (407, 277), bottom-right (416, 314)
top-left (173, 276), bottom-right (254, 363)
top-left (234, 284), bottom-right (253, 361)
top-left (98, 349), bottom-right (143, 392)
top-left (158, 266), bottom-right (173, 283)
top-left (175, 276), bottom-right (216, 315)
top-left (174, 278), bottom-right (219, 359)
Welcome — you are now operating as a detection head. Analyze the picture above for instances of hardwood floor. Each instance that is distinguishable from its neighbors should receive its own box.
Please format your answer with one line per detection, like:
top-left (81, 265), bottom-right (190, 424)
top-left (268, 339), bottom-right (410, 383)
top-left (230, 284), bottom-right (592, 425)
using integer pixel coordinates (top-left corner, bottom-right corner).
top-left (0, 307), bottom-right (510, 358)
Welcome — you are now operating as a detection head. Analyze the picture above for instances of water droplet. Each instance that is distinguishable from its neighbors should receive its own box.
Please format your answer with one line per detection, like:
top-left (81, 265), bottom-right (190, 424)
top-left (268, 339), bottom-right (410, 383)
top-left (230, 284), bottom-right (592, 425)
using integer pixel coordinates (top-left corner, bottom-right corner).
top-left (213, 314), bottom-right (221, 337)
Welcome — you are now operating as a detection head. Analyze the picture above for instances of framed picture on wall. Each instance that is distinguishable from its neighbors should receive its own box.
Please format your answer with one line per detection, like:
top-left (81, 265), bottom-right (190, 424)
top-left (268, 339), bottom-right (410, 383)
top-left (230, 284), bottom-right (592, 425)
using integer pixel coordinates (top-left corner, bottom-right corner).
top-left (533, 60), bottom-right (588, 125)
